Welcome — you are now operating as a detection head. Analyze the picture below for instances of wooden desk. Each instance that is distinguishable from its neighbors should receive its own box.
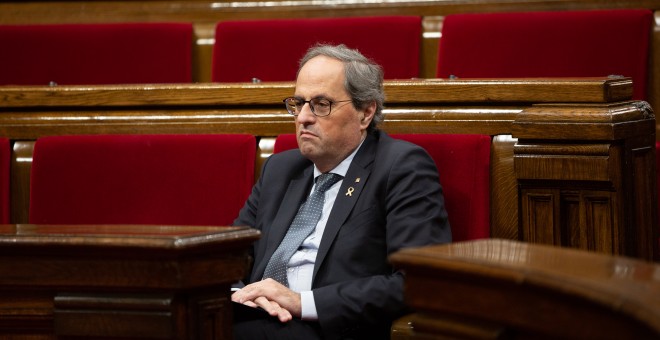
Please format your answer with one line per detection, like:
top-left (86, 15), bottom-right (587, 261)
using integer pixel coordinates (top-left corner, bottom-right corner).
top-left (390, 239), bottom-right (660, 339)
top-left (0, 224), bottom-right (260, 339)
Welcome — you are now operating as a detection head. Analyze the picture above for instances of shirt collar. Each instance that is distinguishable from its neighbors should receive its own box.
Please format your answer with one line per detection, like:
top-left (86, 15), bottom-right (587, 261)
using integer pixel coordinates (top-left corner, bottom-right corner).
top-left (313, 137), bottom-right (365, 179)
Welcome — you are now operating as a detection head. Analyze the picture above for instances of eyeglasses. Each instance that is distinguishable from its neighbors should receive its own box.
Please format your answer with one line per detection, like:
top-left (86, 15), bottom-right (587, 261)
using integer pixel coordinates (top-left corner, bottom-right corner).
top-left (283, 97), bottom-right (352, 117)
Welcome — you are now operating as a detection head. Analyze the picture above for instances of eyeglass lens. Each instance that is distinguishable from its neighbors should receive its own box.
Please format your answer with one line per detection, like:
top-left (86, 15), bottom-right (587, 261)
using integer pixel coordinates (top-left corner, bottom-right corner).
top-left (284, 98), bottom-right (333, 116)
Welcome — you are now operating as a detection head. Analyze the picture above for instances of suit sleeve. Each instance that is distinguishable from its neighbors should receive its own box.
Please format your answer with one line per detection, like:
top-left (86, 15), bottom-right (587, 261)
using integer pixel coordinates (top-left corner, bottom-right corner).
top-left (233, 155), bottom-right (268, 229)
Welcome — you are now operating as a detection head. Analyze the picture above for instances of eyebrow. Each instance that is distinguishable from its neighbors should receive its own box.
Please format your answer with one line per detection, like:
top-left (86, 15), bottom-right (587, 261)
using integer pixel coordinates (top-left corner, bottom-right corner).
top-left (293, 94), bottom-right (335, 101)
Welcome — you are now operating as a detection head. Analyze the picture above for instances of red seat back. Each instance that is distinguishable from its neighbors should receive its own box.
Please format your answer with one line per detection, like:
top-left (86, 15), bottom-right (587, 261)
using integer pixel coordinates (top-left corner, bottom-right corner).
top-left (212, 16), bottom-right (421, 82)
top-left (437, 9), bottom-right (653, 100)
top-left (0, 137), bottom-right (9, 224)
top-left (274, 133), bottom-right (491, 241)
top-left (0, 23), bottom-right (193, 85)
top-left (29, 134), bottom-right (255, 226)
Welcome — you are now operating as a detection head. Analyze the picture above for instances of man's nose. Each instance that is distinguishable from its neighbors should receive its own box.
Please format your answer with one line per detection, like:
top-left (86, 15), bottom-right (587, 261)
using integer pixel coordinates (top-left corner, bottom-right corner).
top-left (296, 103), bottom-right (316, 123)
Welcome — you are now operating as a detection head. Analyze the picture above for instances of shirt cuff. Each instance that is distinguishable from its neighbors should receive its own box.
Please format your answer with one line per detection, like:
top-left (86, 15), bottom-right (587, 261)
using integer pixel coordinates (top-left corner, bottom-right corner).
top-left (300, 290), bottom-right (318, 321)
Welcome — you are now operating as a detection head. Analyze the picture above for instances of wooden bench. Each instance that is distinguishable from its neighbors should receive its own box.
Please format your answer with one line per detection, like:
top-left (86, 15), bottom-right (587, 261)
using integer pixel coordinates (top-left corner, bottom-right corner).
top-left (0, 77), bottom-right (655, 261)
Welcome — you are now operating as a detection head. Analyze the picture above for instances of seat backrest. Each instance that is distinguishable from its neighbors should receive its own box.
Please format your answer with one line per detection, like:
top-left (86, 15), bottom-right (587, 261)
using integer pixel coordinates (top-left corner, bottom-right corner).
top-left (29, 134), bottom-right (255, 226)
top-left (437, 9), bottom-right (653, 100)
top-left (0, 23), bottom-right (193, 85)
top-left (0, 137), bottom-right (9, 224)
top-left (273, 133), bottom-right (491, 241)
top-left (212, 16), bottom-right (421, 82)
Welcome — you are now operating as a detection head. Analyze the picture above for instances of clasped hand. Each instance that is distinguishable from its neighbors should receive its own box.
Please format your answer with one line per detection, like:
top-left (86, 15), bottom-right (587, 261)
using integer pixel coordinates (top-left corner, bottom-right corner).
top-left (231, 278), bottom-right (302, 323)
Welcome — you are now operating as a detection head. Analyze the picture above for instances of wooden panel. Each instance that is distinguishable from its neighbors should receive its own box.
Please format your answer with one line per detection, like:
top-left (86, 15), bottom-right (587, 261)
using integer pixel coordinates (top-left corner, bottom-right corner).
top-left (0, 0), bottom-right (660, 24)
top-left (561, 192), bottom-right (582, 249)
top-left (0, 224), bottom-right (260, 339)
top-left (2, 1), bottom-right (658, 24)
top-left (512, 101), bottom-right (654, 140)
top-left (0, 78), bottom-right (631, 109)
top-left (521, 188), bottom-right (618, 254)
top-left (512, 100), bottom-right (655, 259)
top-left (191, 293), bottom-right (233, 340)
top-left (515, 143), bottom-right (613, 181)
top-left (54, 294), bottom-right (179, 338)
top-left (520, 189), bottom-right (556, 245)
top-left (421, 16), bottom-right (442, 79)
top-left (0, 290), bottom-right (53, 336)
top-left (630, 141), bottom-right (658, 258)
top-left (584, 191), bottom-right (617, 254)
top-left (10, 141), bottom-right (33, 224)
top-left (490, 135), bottom-right (518, 240)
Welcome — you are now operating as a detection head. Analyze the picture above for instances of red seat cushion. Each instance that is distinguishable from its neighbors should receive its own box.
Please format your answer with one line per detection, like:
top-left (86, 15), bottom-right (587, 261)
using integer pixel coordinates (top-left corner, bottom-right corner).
top-left (0, 23), bottom-right (193, 85)
top-left (274, 133), bottom-right (491, 241)
top-left (212, 16), bottom-right (421, 82)
top-left (0, 137), bottom-right (9, 224)
top-left (437, 9), bottom-right (653, 100)
top-left (29, 134), bottom-right (255, 226)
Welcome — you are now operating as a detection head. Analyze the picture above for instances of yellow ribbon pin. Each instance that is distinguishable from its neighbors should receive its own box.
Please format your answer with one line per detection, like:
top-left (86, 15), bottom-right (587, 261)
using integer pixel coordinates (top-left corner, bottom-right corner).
top-left (345, 187), bottom-right (354, 197)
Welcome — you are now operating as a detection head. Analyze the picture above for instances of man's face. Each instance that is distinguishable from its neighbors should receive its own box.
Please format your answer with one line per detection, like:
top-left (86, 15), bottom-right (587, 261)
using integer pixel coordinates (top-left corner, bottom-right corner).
top-left (294, 55), bottom-right (372, 172)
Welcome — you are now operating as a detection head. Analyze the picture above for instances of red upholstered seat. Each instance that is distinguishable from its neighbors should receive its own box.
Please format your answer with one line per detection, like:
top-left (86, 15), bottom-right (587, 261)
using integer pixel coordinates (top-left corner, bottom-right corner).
top-left (29, 134), bottom-right (255, 226)
top-left (0, 137), bottom-right (9, 224)
top-left (212, 16), bottom-right (421, 82)
top-left (0, 23), bottom-right (193, 85)
top-left (437, 9), bottom-right (653, 100)
top-left (274, 133), bottom-right (491, 241)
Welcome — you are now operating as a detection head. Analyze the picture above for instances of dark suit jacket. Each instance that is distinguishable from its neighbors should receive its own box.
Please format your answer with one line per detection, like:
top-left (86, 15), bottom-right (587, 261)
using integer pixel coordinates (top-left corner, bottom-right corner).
top-left (234, 130), bottom-right (451, 339)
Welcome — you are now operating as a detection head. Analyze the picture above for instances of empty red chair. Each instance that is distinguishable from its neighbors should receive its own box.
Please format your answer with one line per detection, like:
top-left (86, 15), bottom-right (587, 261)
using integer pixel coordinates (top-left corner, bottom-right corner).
top-left (274, 133), bottom-right (491, 241)
top-left (0, 137), bottom-right (9, 224)
top-left (437, 9), bottom-right (653, 100)
top-left (29, 134), bottom-right (255, 226)
top-left (212, 16), bottom-right (421, 82)
top-left (0, 23), bottom-right (193, 85)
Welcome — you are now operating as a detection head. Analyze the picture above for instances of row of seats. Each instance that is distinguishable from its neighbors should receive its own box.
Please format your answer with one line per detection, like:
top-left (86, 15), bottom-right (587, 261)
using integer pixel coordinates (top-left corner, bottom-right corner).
top-left (4, 135), bottom-right (655, 248)
top-left (0, 133), bottom-right (490, 243)
top-left (0, 9), bottom-right (652, 100)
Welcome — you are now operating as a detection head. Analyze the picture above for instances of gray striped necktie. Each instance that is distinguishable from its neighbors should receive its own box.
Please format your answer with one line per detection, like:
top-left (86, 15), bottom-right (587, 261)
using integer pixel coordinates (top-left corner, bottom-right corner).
top-left (262, 173), bottom-right (343, 286)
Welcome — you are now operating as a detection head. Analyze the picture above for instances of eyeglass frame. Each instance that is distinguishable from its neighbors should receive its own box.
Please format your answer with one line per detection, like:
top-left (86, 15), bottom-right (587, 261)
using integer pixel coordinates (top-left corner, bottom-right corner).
top-left (282, 96), bottom-right (353, 117)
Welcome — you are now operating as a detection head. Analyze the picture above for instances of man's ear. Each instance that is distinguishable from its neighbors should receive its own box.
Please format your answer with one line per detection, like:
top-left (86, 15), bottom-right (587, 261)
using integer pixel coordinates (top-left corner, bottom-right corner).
top-left (360, 101), bottom-right (376, 128)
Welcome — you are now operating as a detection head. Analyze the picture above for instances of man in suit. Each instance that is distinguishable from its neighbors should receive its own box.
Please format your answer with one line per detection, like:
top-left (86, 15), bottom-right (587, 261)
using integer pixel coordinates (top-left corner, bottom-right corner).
top-left (232, 44), bottom-right (451, 339)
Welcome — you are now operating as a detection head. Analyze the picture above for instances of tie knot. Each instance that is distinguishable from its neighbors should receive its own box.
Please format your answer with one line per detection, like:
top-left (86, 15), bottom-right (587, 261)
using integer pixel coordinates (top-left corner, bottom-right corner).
top-left (315, 173), bottom-right (343, 193)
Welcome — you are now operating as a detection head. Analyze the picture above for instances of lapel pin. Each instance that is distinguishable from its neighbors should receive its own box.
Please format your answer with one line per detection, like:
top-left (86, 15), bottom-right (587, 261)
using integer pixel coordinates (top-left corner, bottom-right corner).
top-left (345, 187), bottom-right (355, 197)
top-left (355, 177), bottom-right (360, 183)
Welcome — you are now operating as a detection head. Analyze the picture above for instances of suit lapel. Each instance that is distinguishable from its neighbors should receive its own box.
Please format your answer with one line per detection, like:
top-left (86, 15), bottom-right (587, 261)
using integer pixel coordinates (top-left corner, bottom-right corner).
top-left (254, 166), bottom-right (314, 279)
top-left (313, 134), bottom-right (377, 279)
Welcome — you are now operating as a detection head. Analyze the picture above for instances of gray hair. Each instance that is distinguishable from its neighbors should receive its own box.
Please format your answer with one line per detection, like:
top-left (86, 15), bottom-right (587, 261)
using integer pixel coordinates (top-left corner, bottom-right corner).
top-left (298, 44), bottom-right (385, 133)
